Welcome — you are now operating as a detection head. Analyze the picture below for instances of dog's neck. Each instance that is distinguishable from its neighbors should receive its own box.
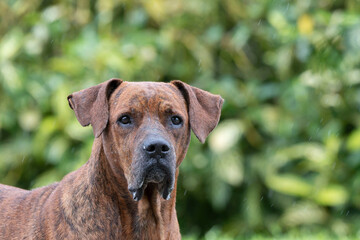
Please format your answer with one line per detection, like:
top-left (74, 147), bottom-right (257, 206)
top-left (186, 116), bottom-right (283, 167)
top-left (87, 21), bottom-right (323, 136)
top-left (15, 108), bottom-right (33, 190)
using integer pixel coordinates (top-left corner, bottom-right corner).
top-left (66, 138), bottom-right (180, 239)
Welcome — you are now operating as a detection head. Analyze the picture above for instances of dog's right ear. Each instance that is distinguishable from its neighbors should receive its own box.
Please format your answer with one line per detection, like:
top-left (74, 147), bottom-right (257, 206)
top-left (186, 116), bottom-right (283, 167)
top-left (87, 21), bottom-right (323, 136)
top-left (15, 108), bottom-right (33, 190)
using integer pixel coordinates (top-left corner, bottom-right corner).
top-left (67, 78), bottom-right (122, 138)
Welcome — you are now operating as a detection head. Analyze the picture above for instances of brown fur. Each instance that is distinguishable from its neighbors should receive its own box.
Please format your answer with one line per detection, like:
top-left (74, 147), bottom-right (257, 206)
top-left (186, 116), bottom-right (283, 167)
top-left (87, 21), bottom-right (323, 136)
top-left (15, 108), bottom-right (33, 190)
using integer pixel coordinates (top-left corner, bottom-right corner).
top-left (0, 79), bottom-right (223, 239)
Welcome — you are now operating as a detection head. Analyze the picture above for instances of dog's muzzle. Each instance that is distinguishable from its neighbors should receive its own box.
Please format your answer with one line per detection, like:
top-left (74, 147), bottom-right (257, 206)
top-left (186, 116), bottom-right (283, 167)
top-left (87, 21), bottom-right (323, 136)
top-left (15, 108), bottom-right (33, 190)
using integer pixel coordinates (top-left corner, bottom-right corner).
top-left (128, 138), bottom-right (176, 201)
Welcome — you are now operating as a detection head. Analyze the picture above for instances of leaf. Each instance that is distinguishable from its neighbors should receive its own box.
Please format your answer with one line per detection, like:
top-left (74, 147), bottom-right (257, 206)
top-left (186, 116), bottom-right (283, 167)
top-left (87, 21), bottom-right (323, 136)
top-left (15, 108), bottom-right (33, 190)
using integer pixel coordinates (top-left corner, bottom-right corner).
top-left (314, 185), bottom-right (349, 206)
top-left (0, 28), bottom-right (23, 60)
top-left (214, 152), bottom-right (243, 186)
top-left (298, 14), bottom-right (314, 35)
top-left (266, 174), bottom-right (312, 197)
top-left (347, 129), bottom-right (360, 151)
top-left (209, 120), bottom-right (244, 154)
top-left (281, 202), bottom-right (327, 227)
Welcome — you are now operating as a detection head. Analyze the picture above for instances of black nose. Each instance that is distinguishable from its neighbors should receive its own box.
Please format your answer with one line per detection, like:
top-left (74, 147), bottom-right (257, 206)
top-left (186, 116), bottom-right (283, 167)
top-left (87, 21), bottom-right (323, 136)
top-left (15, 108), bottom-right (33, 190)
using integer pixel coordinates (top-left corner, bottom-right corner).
top-left (143, 139), bottom-right (171, 158)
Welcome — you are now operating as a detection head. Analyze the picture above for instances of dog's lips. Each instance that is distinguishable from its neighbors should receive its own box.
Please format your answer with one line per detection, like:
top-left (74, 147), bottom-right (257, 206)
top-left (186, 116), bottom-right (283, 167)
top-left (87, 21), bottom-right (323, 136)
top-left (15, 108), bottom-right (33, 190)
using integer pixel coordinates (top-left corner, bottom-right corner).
top-left (128, 161), bottom-right (175, 202)
top-left (144, 164), bottom-right (167, 183)
top-left (129, 187), bottom-right (144, 201)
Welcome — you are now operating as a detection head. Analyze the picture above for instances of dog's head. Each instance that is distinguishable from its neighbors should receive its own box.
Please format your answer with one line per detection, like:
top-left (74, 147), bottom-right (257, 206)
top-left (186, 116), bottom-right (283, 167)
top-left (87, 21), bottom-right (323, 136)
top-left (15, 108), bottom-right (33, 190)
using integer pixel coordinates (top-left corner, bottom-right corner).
top-left (68, 79), bottom-right (223, 201)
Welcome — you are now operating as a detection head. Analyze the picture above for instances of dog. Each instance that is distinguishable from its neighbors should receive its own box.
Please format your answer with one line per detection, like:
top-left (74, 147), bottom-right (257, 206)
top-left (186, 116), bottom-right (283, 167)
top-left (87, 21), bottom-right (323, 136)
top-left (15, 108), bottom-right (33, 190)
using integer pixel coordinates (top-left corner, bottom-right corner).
top-left (0, 79), bottom-right (223, 239)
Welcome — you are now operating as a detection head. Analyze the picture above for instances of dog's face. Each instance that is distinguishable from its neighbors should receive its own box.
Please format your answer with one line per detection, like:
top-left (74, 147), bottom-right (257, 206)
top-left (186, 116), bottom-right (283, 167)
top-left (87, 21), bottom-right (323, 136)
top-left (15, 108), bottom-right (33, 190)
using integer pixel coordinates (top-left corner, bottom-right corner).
top-left (106, 82), bottom-right (191, 201)
top-left (67, 79), bottom-right (223, 201)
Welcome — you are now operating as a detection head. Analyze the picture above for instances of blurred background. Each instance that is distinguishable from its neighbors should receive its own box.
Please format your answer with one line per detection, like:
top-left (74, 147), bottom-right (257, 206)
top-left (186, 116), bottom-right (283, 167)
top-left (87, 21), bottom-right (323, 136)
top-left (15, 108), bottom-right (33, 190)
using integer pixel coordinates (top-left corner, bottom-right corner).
top-left (1, 0), bottom-right (360, 239)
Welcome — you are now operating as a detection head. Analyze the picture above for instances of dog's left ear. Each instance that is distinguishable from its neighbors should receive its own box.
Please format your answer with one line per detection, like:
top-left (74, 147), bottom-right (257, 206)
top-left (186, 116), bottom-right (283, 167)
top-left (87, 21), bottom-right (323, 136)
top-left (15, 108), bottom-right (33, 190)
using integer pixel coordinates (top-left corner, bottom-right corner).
top-left (67, 78), bottom-right (122, 138)
top-left (171, 80), bottom-right (224, 143)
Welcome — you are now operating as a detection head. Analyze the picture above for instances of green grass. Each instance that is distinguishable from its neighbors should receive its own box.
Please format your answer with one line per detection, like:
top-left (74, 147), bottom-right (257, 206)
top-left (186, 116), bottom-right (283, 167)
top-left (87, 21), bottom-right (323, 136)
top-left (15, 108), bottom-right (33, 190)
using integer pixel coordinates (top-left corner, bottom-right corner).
top-left (183, 230), bottom-right (358, 240)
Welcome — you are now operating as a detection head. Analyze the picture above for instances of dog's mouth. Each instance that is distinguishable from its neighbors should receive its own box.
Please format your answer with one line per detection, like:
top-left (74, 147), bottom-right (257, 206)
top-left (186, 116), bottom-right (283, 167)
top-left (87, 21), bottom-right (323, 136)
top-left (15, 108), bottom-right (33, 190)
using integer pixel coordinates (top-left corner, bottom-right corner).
top-left (128, 160), bottom-right (175, 202)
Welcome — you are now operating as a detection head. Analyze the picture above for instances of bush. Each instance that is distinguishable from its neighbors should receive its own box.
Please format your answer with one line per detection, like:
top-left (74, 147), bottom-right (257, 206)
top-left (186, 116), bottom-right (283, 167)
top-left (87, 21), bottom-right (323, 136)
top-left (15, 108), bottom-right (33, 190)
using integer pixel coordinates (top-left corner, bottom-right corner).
top-left (1, 0), bottom-right (360, 238)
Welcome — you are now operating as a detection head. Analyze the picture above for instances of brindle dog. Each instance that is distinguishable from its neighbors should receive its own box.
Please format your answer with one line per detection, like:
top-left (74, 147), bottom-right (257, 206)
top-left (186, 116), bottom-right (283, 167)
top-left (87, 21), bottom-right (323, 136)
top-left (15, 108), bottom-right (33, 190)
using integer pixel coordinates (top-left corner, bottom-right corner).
top-left (0, 79), bottom-right (223, 239)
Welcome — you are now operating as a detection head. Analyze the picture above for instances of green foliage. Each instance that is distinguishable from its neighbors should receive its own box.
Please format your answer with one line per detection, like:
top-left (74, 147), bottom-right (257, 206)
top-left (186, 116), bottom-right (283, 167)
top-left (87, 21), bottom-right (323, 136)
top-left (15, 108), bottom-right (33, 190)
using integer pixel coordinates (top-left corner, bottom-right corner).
top-left (1, 0), bottom-right (360, 238)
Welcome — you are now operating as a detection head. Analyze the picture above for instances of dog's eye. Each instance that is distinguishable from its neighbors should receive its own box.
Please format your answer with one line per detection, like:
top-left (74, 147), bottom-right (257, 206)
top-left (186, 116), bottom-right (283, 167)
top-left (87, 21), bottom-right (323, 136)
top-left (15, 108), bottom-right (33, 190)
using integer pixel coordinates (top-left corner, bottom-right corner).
top-left (118, 115), bottom-right (131, 125)
top-left (171, 116), bottom-right (182, 125)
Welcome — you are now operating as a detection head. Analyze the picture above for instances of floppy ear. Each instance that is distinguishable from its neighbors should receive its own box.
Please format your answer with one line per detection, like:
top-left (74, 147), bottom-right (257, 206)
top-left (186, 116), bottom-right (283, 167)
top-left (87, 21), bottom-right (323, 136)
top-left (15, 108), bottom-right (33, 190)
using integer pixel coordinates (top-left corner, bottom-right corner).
top-left (171, 80), bottom-right (224, 143)
top-left (67, 78), bottom-right (122, 138)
